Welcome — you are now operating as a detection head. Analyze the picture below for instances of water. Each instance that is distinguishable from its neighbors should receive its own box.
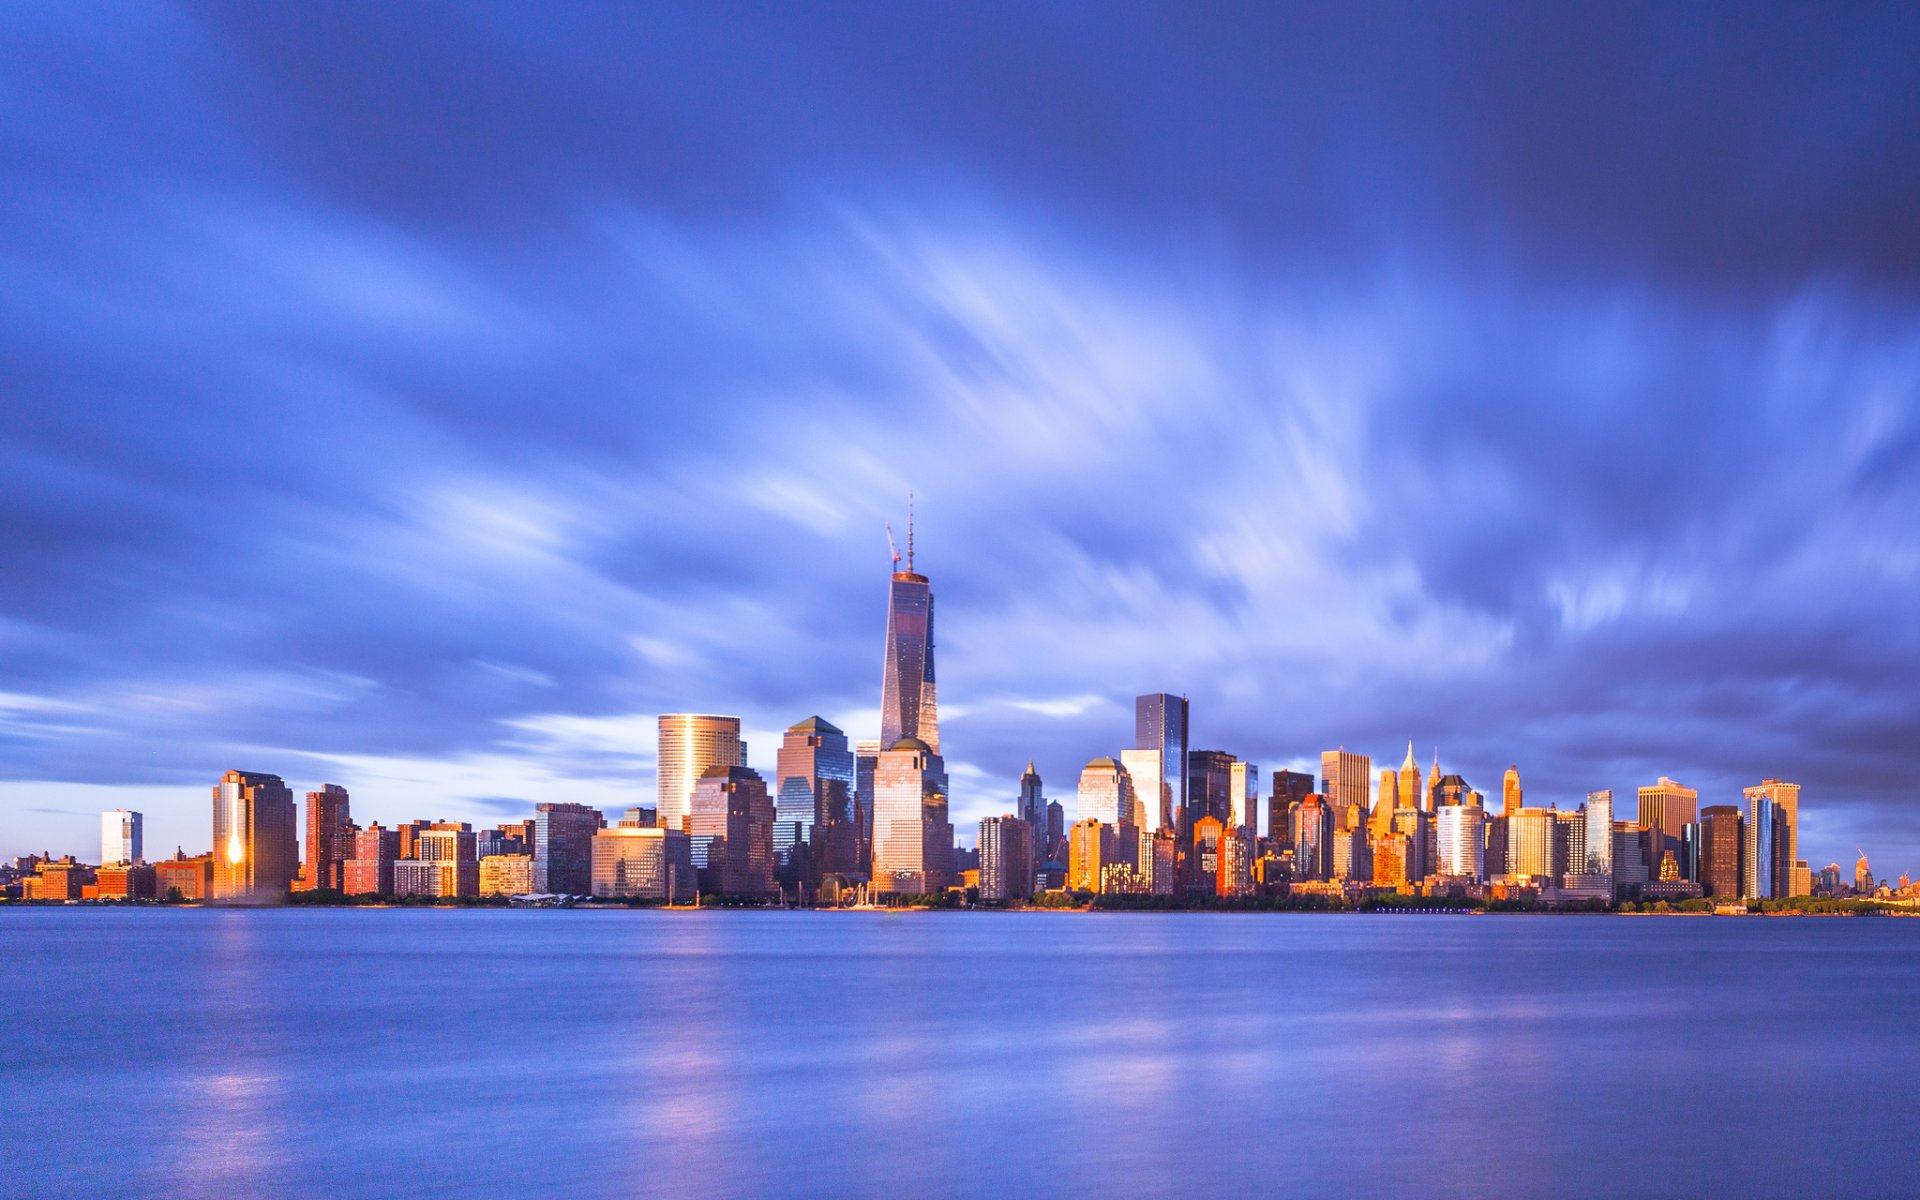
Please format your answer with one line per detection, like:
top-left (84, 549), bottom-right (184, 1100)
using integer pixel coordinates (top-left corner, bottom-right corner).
top-left (3, 908), bottom-right (1917, 1198)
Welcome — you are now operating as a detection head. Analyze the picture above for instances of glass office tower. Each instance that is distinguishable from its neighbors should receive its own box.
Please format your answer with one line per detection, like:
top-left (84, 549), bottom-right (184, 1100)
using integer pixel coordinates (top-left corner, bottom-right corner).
top-left (1133, 693), bottom-right (1188, 830)
top-left (656, 714), bottom-right (745, 833)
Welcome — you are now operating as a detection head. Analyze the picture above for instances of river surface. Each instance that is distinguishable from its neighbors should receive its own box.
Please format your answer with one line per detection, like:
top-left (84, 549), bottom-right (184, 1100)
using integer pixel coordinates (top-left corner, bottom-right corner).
top-left (3, 908), bottom-right (1917, 1197)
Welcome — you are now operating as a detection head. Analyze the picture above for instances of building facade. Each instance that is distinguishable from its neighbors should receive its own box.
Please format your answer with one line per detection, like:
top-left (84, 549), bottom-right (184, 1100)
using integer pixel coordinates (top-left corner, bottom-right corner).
top-left (211, 770), bottom-right (298, 902)
top-left (101, 809), bottom-right (143, 867)
top-left (689, 765), bottom-right (777, 898)
top-left (656, 714), bottom-right (745, 833)
top-left (591, 827), bottom-right (694, 901)
top-left (533, 802), bottom-right (606, 896)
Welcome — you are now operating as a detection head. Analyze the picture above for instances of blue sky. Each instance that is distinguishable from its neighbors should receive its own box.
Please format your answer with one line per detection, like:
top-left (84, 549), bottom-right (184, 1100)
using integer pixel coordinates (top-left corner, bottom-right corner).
top-left (3, 2), bottom-right (1919, 874)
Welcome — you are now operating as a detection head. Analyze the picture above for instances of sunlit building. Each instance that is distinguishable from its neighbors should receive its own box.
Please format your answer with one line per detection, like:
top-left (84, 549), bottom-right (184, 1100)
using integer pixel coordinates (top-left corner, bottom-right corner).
top-left (1191, 815), bottom-right (1226, 885)
top-left (1067, 818), bottom-right (1110, 893)
top-left (101, 809), bottom-right (142, 867)
top-left (154, 852), bottom-right (214, 901)
top-left (1269, 770), bottom-right (1314, 853)
top-left (1502, 766), bottom-right (1522, 816)
top-left (871, 736), bottom-right (953, 896)
top-left (414, 824), bottom-right (479, 898)
top-left (479, 853), bottom-right (535, 897)
top-left (1398, 743), bottom-right (1422, 814)
top-left (591, 826), bottom-right (694, 901)
top-left (1291, 796), bottom-right (1332, 881)
top-left (656, 714), bottom-right (745, 833)
top-left (1373, 833), bottom-right (1409, 887)
top-left (1437, 804), bottom-right (1486, 880)
top-left (1320, 749), bottom-right (1371, 828)
top-left (1392, 806), bottom-right (1430, 881)
top-left (1636, 777), bottom-right (1698, 879)
top-left (299, 784), bottom-right (353, 892)
top-left (1372, 770), bottom-right (1399, 838)
top-left (1746, 779), bottom-right (1803, 896)
top-left (212, 770), bottom-right (298, 902)
top-left (343, 824), bottom-right (399, 895)
top-left (1077, 757), bottom-right (1137, 828)
top-left (1120, 749), bottom-right (1167, 835)
top-left (1230, 760), bottom-right (1262, 839)
top-left (1508, 808), bottom-right (1555, 880)
top-left (1742, 789), bottom-right (1776, 901)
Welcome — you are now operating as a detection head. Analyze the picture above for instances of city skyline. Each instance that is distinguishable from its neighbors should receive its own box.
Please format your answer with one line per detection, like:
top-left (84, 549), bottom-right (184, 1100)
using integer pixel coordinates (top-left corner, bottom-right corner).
top-left (4, 5), bottom-right (1919, 872)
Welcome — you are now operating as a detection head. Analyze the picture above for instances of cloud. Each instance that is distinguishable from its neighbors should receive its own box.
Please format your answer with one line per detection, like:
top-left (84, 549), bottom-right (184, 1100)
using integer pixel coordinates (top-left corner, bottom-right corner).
top-left (1, 4), bottom-right (1917, 875)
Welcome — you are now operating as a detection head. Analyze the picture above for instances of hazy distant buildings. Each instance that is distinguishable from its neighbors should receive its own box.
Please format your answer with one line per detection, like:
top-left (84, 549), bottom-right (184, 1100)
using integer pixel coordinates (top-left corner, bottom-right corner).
top-left (212, 770), bottom-right (297, 902)
top-left (871, 736), bottom-right (952, 896)
top-left (657, 714), bottom-right (745, 833)
top-left (533, 802), bottom-right (605, 896)
top-left (100, 809), bottom-right (142, 867)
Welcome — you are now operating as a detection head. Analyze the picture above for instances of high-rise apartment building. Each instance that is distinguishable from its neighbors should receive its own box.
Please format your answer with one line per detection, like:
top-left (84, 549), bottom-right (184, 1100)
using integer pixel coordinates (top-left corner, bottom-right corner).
top-left (1637, 777), bottom-right (1699, 877)
top-left (1134, 693), bottom-right (1188, 830)
top-left (414, 824), bottom-right (479, 898)
top-left (689, 765), bottom-right (777, 897)
top-left (978, 815), bottom-right (1034, 902)
top-left (775, 716), bottom-right (856, 878)
top-left (591, 826), bottom-right (694, 901)
top-left (1077, 757), bottom-right (1137, 828)
top-left (211, 770), bottom-right (298, 902)
top-left (533, 802), bottom-right (606, 895)
top-left (1436, 804), bottom-right (1486, 880)
top-left (657, 714), bottom-right (745, 833)
top-left (880, 538), bottom-right (938, 754)
top-left (300, 784), bottom-right (353, 892)
top-left (343, 824), bottom-right (399, 895)
top-left (871, 736), bottom-right (953, 896)
top-left (1699, 806), bottom-right (1742, 898)
top-left (101, 809), bottom-right (142, 867)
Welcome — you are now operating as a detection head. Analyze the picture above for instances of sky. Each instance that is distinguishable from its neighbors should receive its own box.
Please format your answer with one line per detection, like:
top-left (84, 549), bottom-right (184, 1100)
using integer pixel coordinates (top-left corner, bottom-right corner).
top-left (3, 2), bottom-right (1919, 873)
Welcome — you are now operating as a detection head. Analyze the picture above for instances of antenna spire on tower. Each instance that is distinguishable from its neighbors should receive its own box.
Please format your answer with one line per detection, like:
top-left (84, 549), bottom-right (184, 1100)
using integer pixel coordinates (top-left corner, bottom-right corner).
top-left (907, 489), bottom-right (915, 572)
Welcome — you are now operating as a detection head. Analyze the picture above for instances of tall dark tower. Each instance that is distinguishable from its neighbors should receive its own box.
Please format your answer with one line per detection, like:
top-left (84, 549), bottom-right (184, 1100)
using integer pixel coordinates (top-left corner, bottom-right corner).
top-left (1134, 693), bottom-right (1188, 830)
top-left (880, 500), bottom-right (937, 752)
top-left (1019, 760), bottom-right (1045, 841)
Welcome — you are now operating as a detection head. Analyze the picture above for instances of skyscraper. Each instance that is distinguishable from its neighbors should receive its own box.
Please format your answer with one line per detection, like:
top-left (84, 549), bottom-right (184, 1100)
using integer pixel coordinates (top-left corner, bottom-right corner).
top-left (1508, 808), bottom-right (1554, 879)
top-left (1745, 779), bottom-right (1802, 896)
top-left (533, 802), bottom-right (606, 895)
top-left (1398, 743), bottom-right (1421, 815)
top-left (1120, 748), bottom-right (1167, 834)
top-left (1077, 757), bottom-right (1137, 828)
top-left (871, 736), bottom-right (953, 896)
top-left (300, 784), bottom-right (353, 892)
top-left (1270, 770), bottom-right (1314, 849)
top-left (1583, 790), bottom-right (1614, 874)
top-left (1229, 760), bottom-right (1262, 839)
top-left (1502, 766), bottom-right (1523, 817)
top-left (100, 809), bottom-right (142, 867)
top-left (1637, 777), bottom-right (1699, 876)
top-left (211, 770), bottom-right (297, 902)
top-left (775, 716), bottom-right (856, 878)
top-left (689, 765), bottom-right (777, 897)
top-left (1133, 694), bottom-right (1188, 829)
top-left (1018, 760), bottom-right (1046, 844)
top-left (1188, 750), bottom-right (1236, 830)
top-left (657, 714), bottom-right (745, 833)
top-left (1372, 770), bottom-right (1399, 838)
top-left (1436, 804), bottom-right (1486, 881)
top-left (344, 824), bottom-right (398, 895)
top-left (591, 825), bottom-right (693, 902)
top-left (1291, 796), bottom-right (1332, 881)
top-left (1742, 789), bottom-right (1776, 901)
top-left (1699, 805), bottom-right (1741, 898)
top-left (879, 519), bottom-right (938, 754)
top-left (1319, 749), bottom-right (1371, 824)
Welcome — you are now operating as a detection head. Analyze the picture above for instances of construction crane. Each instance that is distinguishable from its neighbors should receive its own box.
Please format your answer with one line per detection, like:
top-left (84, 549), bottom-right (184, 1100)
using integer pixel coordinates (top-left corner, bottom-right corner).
top-left (885, 521), bottom-right (901, 569)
